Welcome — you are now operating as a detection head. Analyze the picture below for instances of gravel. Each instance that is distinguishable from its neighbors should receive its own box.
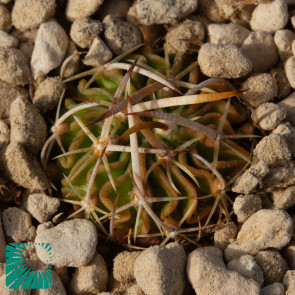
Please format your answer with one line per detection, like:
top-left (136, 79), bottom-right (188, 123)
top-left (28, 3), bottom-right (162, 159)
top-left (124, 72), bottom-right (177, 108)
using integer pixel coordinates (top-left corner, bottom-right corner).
top-left (283, 270), bottom-right (295, 295)
top-left (284, 56), bottom-right (295, 89)
top-left (198, 43), bottom-right (252, 78)
top-left (0, 120), bottom-right (10, 149)
top-left (0, 4), bottom-right (11, 32)
top-left (241, 31), bottom-right (278, 73)
top-left (261, 283), bottom-right (285, 295)
top-left (279, 92), bottom-right (295, 125)
top-left (11, 0), bottom-right (56, 31)
top-left (271, 67), bottom-right (291, 100)
top-left (274, 29), bottom-right (295, 62)
top-left (271, 186), bottom-right (295, 210)
top-left (283, 239), bottom-right (295, 270)
top-left (207, 23), bottom-right (250, 47)
top-left (0, 30), bottom-right (18, 47)
top-left (35, 219), bottom-right (98, 267)
top-left (214, 222), bottom-right (238, 250)
top-left (31, 18), bottom-right (68, 81)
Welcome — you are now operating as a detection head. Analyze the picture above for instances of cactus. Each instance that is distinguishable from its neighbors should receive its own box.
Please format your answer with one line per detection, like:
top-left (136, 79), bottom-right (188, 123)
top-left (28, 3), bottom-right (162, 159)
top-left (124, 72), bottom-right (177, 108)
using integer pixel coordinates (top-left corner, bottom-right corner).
top-left (42, 46), bottom-right (255, 247)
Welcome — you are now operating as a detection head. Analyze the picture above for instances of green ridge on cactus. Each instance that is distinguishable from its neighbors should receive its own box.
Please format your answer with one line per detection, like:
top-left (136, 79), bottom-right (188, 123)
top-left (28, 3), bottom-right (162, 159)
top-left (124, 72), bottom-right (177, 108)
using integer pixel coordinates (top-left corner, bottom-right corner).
top-left (42, 46), bottom-right (256, 248)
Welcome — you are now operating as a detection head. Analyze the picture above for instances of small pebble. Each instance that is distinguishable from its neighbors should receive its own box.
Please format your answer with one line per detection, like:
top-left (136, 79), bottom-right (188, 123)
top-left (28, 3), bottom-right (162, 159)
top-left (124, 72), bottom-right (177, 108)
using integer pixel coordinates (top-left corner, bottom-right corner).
top-left (0, 120), bottom-right (10, 149)
top-left (187, 246), bottom-right (261, 295)
top-left (0, 47), bottom-right (30, 86)
top-left (0, 4), bottom-right (11, 32)
top-left (0, 30), bottom-right (19, 48)
top-left (255, 250), bottom-right (288, 285)
top-left (134, 242), bottom-right (187, 295)
top-left (271, 67), bottom-right (291, 100)
top-left (4, 142), bottom-right (50, 190)
top-left (165, 19), bottom-right (205, 55)
top-left (271, 186), bottom-right (295, 210)
top-left (261, 283), bottom-right (285, 295)
top-left (0, 80), bottom-right (28, 119)
top-left (196, 0), bottom-right (227, 24)
top-left (198, 43), bottom-right (252, 78)
top-left (31, 18), bottom-right (68, 81)
top-left (283, 239), bottom-right (295, 270)
top-left (128, 0), bottom-right (199, 25)
top-left (10, 96), bottom-right (47, 154)
top-left (70, 252), bottom-right (108, 294)
top-left (250, 0), bottom-right (288, 33)
top-left (242, 73), bottom-right (277, 107)
top-left (122, 284), bottom-right (145, 295)
top-left (272, 123), bottom-right (295, 157)
top-left (66, 0), bottom-right (104, 21)
top-left (36, 221), bottom-right (54, 235)
top-left (253, 103), bottom-right (286, 131)
top-left (232, 160), bottom-right (270, 194)
top-left (98, 0), bottom-right (132, 20)
top-left (214, 222), bottom-right (238, 250)
top-left (274, 29), bottom-right (295, 62)
top-left (241, 31), bottom-right (278, 73)
top-left (283, 270), bottom-right (295, 295)
top-left (35, 271), bottom-right (66, 295)
top-left (207, 23), bottom-right (250, 47)
top-left (284, 57), bottom-right (295, 89)
top-left (225, 209), bottom-right (293, 261)
top-left (70, 17), bottom-right (103, 48)
top-left (113, 251), bottom-right (141, 283)
top-left (103, 15), bottom-right (143, 55)
top-left (35, 219), bottom-right (97, 267)
top-left (2, 207), bottom-right (36, 242)
top-left (25, 193), bottom-right (60, 223)
top-left (254, 133), bottom-right (291, 167)
top-left (0, 211), bottom-right (6, 263)
top-left (227, 255), bottom-right (264, 286)
top-left (33, 76), bottom-right (65, 113)
top-left (83, 37), bottom-right (113, 66)
top-left (12, 0), bottom-right (56, 31)
top-left (233, 194), bottom-right (262, 223)
top-left (279, 92), bottom-right (295, 125)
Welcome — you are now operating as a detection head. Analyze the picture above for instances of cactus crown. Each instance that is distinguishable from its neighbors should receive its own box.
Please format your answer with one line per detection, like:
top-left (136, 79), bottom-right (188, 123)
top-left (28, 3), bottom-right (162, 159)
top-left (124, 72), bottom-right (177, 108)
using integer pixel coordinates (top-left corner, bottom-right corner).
top-left (42, 45), bottom-right (255, 248)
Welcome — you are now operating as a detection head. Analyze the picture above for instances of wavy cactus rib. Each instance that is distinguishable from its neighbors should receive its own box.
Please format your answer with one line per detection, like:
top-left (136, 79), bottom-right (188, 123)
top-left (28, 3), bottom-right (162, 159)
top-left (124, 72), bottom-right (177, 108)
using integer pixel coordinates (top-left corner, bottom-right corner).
top-left (43, 49), bottom-right (254, 247)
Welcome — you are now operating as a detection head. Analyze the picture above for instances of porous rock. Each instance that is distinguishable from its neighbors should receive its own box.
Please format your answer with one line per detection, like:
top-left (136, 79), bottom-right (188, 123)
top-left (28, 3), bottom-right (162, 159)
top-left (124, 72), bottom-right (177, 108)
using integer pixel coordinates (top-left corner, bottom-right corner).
top-left (207, 23), bottom-right (250, 47)
top-left (261, 283), bottom-right (285, 295)
top-left (12, 0), bottom-right (56, 31)
top-left (271, 186), bottom-right (295, 210)
top-left (198, 43), bottom-right (252, 78)
top-left (0, 47), bottom-right (30, 86)
top-left (134, 242), bottom-right (187, 295)
top-left (0, 30), bottom-right (19, 48)
top-left (253, 103), bottom-right (286, 131)
top-left (242, 73), bottom-right (277, 108)
top-left (272, 123), bottom-right (295, 157)
top-left (166, 19), bottom-right (205, 55)
top-left (283, 239), bottom-right (295, 270)
top-left (103, 15), bottom-right (142, 55)
top-left (227, 255), bottom-right (264, 286)
top-left (70, 17), bottom-right (103, 48)
top-left (0, 120), bottom-right (10, 149)
top-left (232, 160), bottom-right (270, 194)
top-left (4, 143), bottom-right (50, 190)
top-left (10, 96), bottom-right (47, 154)
top-left (35, 219), bottom-right (97, 267)
top-left (233, 194), bottom-right (262, 223)
top-left (66, 0), bottom-right (104, 22)
top-left (271, 67), bottom-right (291, 100)
top-left (2, 207), bottom-right (36, 242)
top-left (241, 31), bottom-right (278, 73)
top-left (284, 57), bottom-right (295, 89)
top-left (250, 0), bottom-right (288, 33)
top-left (254, 133), bottom-right (291, 167)
top-left (36, 222), bottom-right (54, 235)
top-left (83, 37), bottom-right (113, 66)
top-left (128, 0), bottom-right (199, 25)
top-left (31, 18), bottom-right (68, 81)
top-left (279, 92), bottom-right (295, 125)
top-left (274, 29), bottom-right (295, 62)
top-left (113, 251), bottom-right (141, 283)
top-left (0, 4), bottom-right (11, 32)
top-left (255, 250), bottom-right (288, 285)
top-left (25, 193), bottom-right (60, 223)
top-left (187, 246), bottom-right (260, 295)
top-left (33, 76), bottom-right (65, 113)
top-left (214, 222), bottom-right (238, 250)
top-left (225, 209), bottom-right (293, 261)
top-left (70, 252), bottom-right (108, 294)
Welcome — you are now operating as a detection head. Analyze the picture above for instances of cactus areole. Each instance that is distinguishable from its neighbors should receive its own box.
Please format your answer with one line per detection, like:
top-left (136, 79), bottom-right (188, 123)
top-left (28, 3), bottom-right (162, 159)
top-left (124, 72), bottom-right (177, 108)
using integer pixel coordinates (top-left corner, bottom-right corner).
top-left (43, 46), bottom-right (255, 248)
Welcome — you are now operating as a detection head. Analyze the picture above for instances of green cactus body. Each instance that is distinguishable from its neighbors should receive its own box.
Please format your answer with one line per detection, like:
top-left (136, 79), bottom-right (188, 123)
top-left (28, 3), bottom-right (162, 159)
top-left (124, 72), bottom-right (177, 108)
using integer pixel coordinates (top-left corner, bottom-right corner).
top-left (47, 51), bottom-right (252, 247)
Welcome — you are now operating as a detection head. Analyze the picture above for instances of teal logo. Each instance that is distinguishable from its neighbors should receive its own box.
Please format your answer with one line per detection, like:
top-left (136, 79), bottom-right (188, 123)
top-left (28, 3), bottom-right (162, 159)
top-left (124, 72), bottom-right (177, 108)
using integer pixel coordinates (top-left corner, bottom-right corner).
top-left (6, 243), bottom-right (52, 289)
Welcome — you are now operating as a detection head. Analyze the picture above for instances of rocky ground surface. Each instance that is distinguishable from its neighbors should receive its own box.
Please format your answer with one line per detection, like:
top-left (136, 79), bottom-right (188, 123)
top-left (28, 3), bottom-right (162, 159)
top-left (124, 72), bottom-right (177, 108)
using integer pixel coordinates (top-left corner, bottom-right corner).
top-left (0, 0), bottom-right (295, 294)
